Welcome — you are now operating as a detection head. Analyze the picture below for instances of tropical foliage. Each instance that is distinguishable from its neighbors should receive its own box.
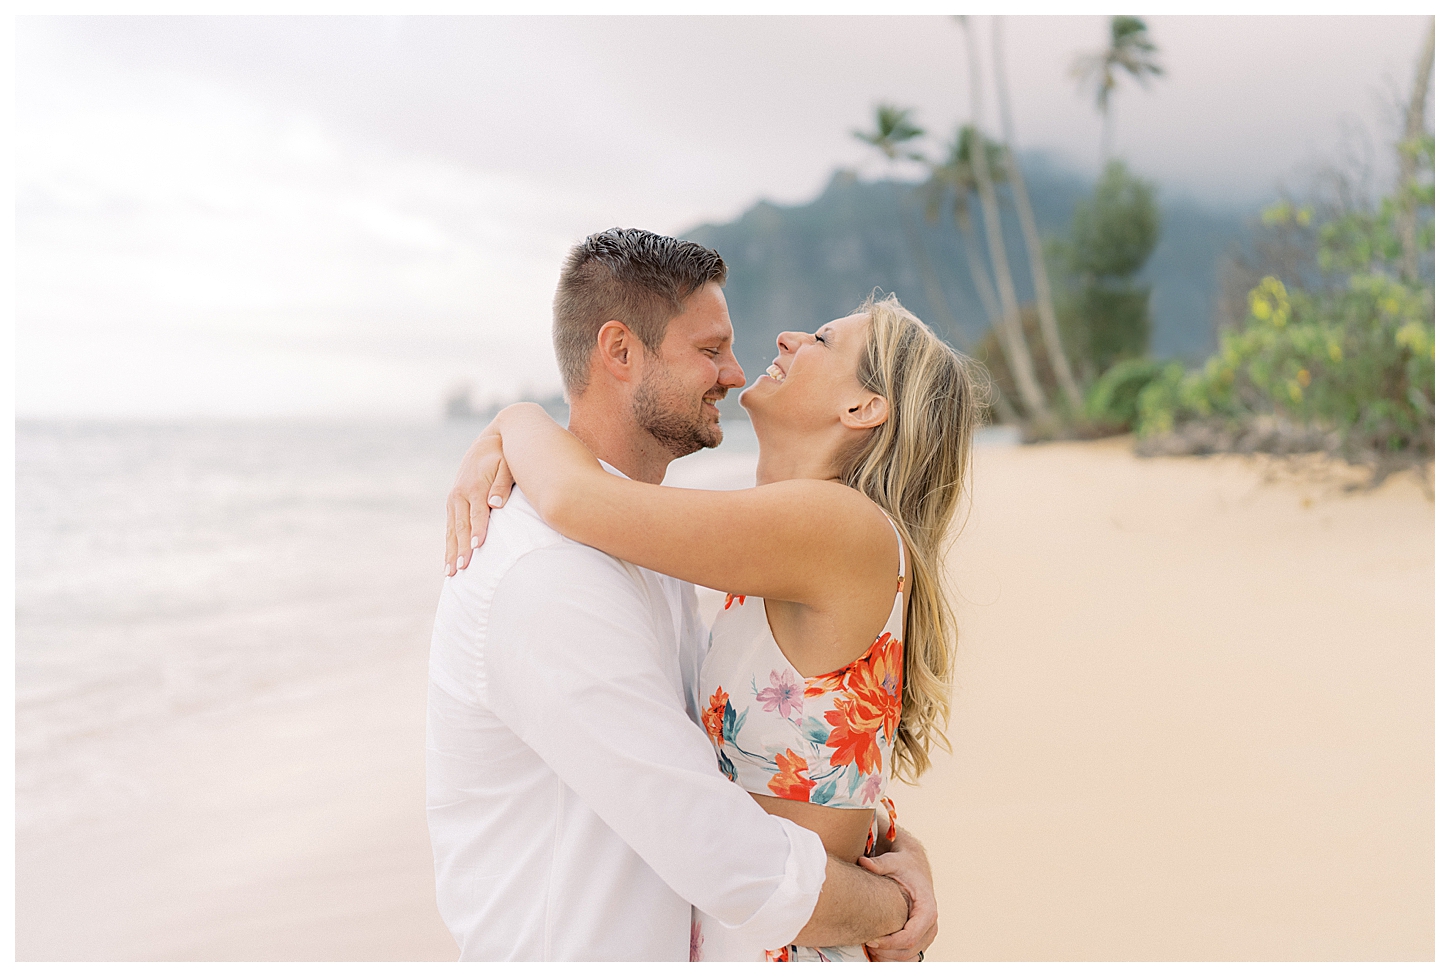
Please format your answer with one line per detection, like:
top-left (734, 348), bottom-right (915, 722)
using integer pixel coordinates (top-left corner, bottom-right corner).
top-left (1055, 161), bottom-right (1161, 379)
top-left (1134, 135), bottom-right (1435, 460)
top-left (843, 14), bottom-right (1433, 465)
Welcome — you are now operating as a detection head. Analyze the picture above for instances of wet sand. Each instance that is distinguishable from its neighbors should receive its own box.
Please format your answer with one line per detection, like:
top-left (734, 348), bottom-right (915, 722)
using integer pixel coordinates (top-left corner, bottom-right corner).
top-left (15, 439), bottom-right (1433, 960)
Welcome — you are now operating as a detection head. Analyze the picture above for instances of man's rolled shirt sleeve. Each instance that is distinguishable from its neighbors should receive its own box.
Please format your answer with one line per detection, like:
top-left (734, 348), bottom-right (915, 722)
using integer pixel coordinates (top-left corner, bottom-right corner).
top-left (482, 545), bottom-right (826, 950)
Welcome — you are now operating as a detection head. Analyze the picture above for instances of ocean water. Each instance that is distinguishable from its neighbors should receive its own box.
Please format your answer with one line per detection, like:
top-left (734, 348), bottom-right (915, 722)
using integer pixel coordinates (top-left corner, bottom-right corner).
top-left (15, 416), bottom-right (1010, 832)
top-left (13, 417), bottom-right (760, 832)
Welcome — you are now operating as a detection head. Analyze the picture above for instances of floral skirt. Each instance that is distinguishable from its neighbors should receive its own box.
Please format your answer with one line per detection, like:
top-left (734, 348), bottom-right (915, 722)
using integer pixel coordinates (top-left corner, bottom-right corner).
top-left (692, 799), bottom-right (896, 963)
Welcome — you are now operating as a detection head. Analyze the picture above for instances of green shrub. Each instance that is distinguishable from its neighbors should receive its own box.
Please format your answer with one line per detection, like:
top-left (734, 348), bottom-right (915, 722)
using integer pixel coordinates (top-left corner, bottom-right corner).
top-left (1134, 265), bottom-right (1434, 455)
top-left (1130, 128), bottom-right (1432, 459)
top-left (1135, 361), bottom-right (1188, 437)
top-left (1051, 161), bottom-right (1162, 384)
top-left (1078, 284), bottom-right (1152, 375)
top-left (1068, 161), bottom-right (1161, 279)
top-left (1084, 358), bottom-right (1164, 429)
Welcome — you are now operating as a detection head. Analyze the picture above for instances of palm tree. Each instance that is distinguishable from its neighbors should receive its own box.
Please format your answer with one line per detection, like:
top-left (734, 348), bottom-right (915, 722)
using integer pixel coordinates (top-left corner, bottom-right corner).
top-left (853, 106), bottom-right (962, 340)
top-left (957, 15), bottom-right (1050, 423)
top-left (921, 126), bottom-right (1005, 330)
top-left (993, 16), bottom-right (1083, 409)
top-left (920, 128), bottom-right (1025, 425)
top-left (1071, 16), bottom-right (1164, 163)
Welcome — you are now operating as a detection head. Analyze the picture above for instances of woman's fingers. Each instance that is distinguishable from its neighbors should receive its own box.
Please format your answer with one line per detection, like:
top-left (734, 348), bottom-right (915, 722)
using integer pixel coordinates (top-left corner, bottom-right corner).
top-left (447, 429), bottom-right (508, 574)
top-left (488, 458), bottom-right (514, 513)
top-left (444, 495), bottom-right (460, 576)
top-left (450, 489), bottom-right (474, 573)
top-left (461, 457), bottom-right (512, 555)
top-left (458, 452), bottom-right (516, 559)
top-left (447, 428), bottom-right (506, 576)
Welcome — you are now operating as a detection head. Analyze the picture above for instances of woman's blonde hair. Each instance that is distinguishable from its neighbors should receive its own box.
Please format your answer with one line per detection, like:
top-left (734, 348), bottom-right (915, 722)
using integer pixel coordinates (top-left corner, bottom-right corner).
top-left (839, 293), bottom-right (986, 783)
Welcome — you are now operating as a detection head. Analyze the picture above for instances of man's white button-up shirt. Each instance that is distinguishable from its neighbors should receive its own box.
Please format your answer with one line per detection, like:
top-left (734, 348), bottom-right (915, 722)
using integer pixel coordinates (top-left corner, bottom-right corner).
top-left (425, 471), bottom-right (827, 961)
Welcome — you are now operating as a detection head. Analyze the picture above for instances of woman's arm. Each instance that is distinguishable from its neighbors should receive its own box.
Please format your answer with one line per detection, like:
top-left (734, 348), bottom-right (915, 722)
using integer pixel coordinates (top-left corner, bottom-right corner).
top-left (490, 403), bottom-right (898, 605)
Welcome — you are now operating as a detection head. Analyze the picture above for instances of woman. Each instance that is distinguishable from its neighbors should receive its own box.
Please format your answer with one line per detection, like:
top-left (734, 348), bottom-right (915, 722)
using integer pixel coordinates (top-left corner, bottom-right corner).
top-left (446, 294), bottom-right (982, 960)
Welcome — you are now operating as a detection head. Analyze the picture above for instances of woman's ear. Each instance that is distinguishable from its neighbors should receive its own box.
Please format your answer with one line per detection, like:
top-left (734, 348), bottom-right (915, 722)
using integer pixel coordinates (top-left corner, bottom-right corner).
top-left (841, 392), bottom-right (889, 431)
top-left (596, 320), bottom-right (634, 382)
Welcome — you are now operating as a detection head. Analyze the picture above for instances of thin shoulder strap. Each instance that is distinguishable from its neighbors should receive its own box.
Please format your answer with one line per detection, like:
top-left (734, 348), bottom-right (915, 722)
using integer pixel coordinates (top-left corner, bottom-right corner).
top-left (877, 506), bottom-right (906, 594)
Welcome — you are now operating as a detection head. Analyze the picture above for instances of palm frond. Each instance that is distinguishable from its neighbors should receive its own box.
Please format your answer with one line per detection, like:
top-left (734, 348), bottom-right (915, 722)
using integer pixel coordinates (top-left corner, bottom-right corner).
top-left (1071, 15), bottom-right (1165, 117)
top-left (854, 103), bottom-right (925, 160)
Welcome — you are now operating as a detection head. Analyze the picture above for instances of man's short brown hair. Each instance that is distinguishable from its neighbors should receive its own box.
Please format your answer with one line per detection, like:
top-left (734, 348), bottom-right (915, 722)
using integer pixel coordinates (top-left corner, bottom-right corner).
top-left (552, 227), bottom-right (728, 395)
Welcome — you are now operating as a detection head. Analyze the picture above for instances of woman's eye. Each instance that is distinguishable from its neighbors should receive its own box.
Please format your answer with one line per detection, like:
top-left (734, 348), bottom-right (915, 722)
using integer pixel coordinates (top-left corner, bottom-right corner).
top-left (813, 332), bottom-right (829, 347)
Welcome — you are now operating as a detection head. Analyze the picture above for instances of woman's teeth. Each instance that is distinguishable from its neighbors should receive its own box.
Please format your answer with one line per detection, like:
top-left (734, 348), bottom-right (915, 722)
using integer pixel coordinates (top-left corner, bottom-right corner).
top-left (766, 364), bottom-right (786, 381)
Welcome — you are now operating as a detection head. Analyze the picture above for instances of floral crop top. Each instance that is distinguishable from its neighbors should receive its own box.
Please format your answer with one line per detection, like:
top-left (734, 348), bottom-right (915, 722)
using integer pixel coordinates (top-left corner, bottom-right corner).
top-left (698, 514), bottom-right (906, 812)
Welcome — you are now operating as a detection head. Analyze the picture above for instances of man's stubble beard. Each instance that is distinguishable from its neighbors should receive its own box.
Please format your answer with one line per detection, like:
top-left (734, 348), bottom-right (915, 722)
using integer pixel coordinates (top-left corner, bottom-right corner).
top-left (631, 364), bottom-right (725, 458)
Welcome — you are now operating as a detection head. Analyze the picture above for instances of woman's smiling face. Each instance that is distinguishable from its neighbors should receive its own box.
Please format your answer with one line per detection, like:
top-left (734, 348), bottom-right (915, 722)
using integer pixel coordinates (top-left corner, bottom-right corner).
top-left (740, 312), bottom-right (873, 432)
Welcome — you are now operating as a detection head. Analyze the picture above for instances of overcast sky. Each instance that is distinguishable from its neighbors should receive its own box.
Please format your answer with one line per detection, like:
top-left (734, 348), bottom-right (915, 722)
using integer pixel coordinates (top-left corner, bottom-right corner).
top-left (16, 14), bottom-right (1432, 419)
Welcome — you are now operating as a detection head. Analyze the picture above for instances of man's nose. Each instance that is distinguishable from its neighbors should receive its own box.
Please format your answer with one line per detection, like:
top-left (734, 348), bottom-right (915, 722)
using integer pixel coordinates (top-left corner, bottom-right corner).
top-left (718, 347), bottom-right (746, 390)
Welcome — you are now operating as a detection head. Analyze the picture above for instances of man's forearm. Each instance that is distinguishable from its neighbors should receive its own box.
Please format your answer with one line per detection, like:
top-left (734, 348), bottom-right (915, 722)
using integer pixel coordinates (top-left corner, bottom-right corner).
top-left (792, 856), bottom-right (909, 948)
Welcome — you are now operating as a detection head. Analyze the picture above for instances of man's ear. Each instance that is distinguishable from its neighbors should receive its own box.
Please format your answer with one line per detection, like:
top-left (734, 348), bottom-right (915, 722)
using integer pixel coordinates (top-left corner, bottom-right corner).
top-left (842, 392), bottom-right (889, 431)
top-left (596, 320), bottom-right (635, 383)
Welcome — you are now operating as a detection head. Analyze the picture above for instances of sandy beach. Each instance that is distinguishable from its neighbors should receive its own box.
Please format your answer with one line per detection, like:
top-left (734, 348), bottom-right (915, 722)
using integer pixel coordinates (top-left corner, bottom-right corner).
top-left (15, 437), bottom-right (1433, 961)
top-left (895, 439), bottom-right (1433, 961)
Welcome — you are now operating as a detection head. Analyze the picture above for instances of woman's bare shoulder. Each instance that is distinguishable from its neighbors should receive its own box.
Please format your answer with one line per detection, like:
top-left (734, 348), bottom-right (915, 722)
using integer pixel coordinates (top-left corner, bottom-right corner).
top-left (765, 479), bottom-right (902, 580)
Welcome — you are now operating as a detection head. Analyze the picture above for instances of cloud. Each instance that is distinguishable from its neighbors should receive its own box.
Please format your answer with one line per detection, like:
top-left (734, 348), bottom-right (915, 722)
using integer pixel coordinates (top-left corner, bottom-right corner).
top-left (17, 26), bottom-right (582, 417)
top-left (16, 14), bottom-right (1430, 418)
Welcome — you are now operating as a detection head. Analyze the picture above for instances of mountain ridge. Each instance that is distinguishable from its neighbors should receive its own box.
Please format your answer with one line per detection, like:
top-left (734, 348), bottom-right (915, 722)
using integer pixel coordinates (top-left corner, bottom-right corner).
top-left (681, 154), bottom-right (1259, 401)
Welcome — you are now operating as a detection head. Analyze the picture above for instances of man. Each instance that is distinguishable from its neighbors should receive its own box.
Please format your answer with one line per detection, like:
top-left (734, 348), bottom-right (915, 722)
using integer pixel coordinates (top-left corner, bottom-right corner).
top-left (428, 228), bottom-right (937, 960)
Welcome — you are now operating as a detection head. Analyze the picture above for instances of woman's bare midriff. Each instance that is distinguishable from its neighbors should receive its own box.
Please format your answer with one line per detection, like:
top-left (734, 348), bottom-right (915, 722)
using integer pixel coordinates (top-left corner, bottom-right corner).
top-left (750, 792), bottom-right (875, 862)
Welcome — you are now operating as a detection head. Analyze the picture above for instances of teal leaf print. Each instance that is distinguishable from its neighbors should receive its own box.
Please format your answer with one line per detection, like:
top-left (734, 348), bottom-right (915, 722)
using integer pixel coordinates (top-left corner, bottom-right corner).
top-left (802, 716), bottom-right (831, 745)
top-left (721, 701), bottom-right (748, 744)
top-left (810, 779), bottom-right (837, 805)
top-left (717, 751), bottom-right (737, 782)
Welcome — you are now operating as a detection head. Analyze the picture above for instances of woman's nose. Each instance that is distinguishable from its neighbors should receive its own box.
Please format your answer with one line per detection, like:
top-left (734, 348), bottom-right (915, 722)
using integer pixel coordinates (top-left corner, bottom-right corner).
top-left (778, 331), bottom-right (808, 354)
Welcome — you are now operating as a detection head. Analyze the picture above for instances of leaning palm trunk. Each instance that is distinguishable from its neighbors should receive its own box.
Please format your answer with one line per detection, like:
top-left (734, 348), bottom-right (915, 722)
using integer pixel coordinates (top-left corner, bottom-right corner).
top-left (895, 188), bottom-right (963, 342)
top-left (986, 376), bottom-right (1021, 424)
top-left (1397, 18), bottom-right (1434, 283)
top-left (952, 200), bottom-right (1003, 327)
top-left (993, 17), bottom-right (1082, 409)
top-left (961, 17), bottom-right (1050, 422)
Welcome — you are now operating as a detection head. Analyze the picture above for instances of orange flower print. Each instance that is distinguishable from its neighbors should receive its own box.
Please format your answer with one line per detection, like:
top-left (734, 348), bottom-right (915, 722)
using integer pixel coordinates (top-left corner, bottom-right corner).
top-left (767, 748), bottom-right (816, 801)
top-left (703, 686), bottom-right (729, 747)
top-left (822, 700), bottom-right (882, 775)
top-left (802, 669), bottom-right (846, 699)
top-left (724, 593), bottom-right (747, 609)
top-left (765, 946), bottom-right (792, 962)
top-left (820, 633), bottom-right (904, 775)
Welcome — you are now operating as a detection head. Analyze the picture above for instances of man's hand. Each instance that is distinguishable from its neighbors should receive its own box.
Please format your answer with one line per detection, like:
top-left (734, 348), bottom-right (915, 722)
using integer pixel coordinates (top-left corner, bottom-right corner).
top-left (792, 854), bottom-right (909, 950)
top-left (859, 826), bottom-right (937, 961)
top-left (444, 421), bottom-right (515, 577)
